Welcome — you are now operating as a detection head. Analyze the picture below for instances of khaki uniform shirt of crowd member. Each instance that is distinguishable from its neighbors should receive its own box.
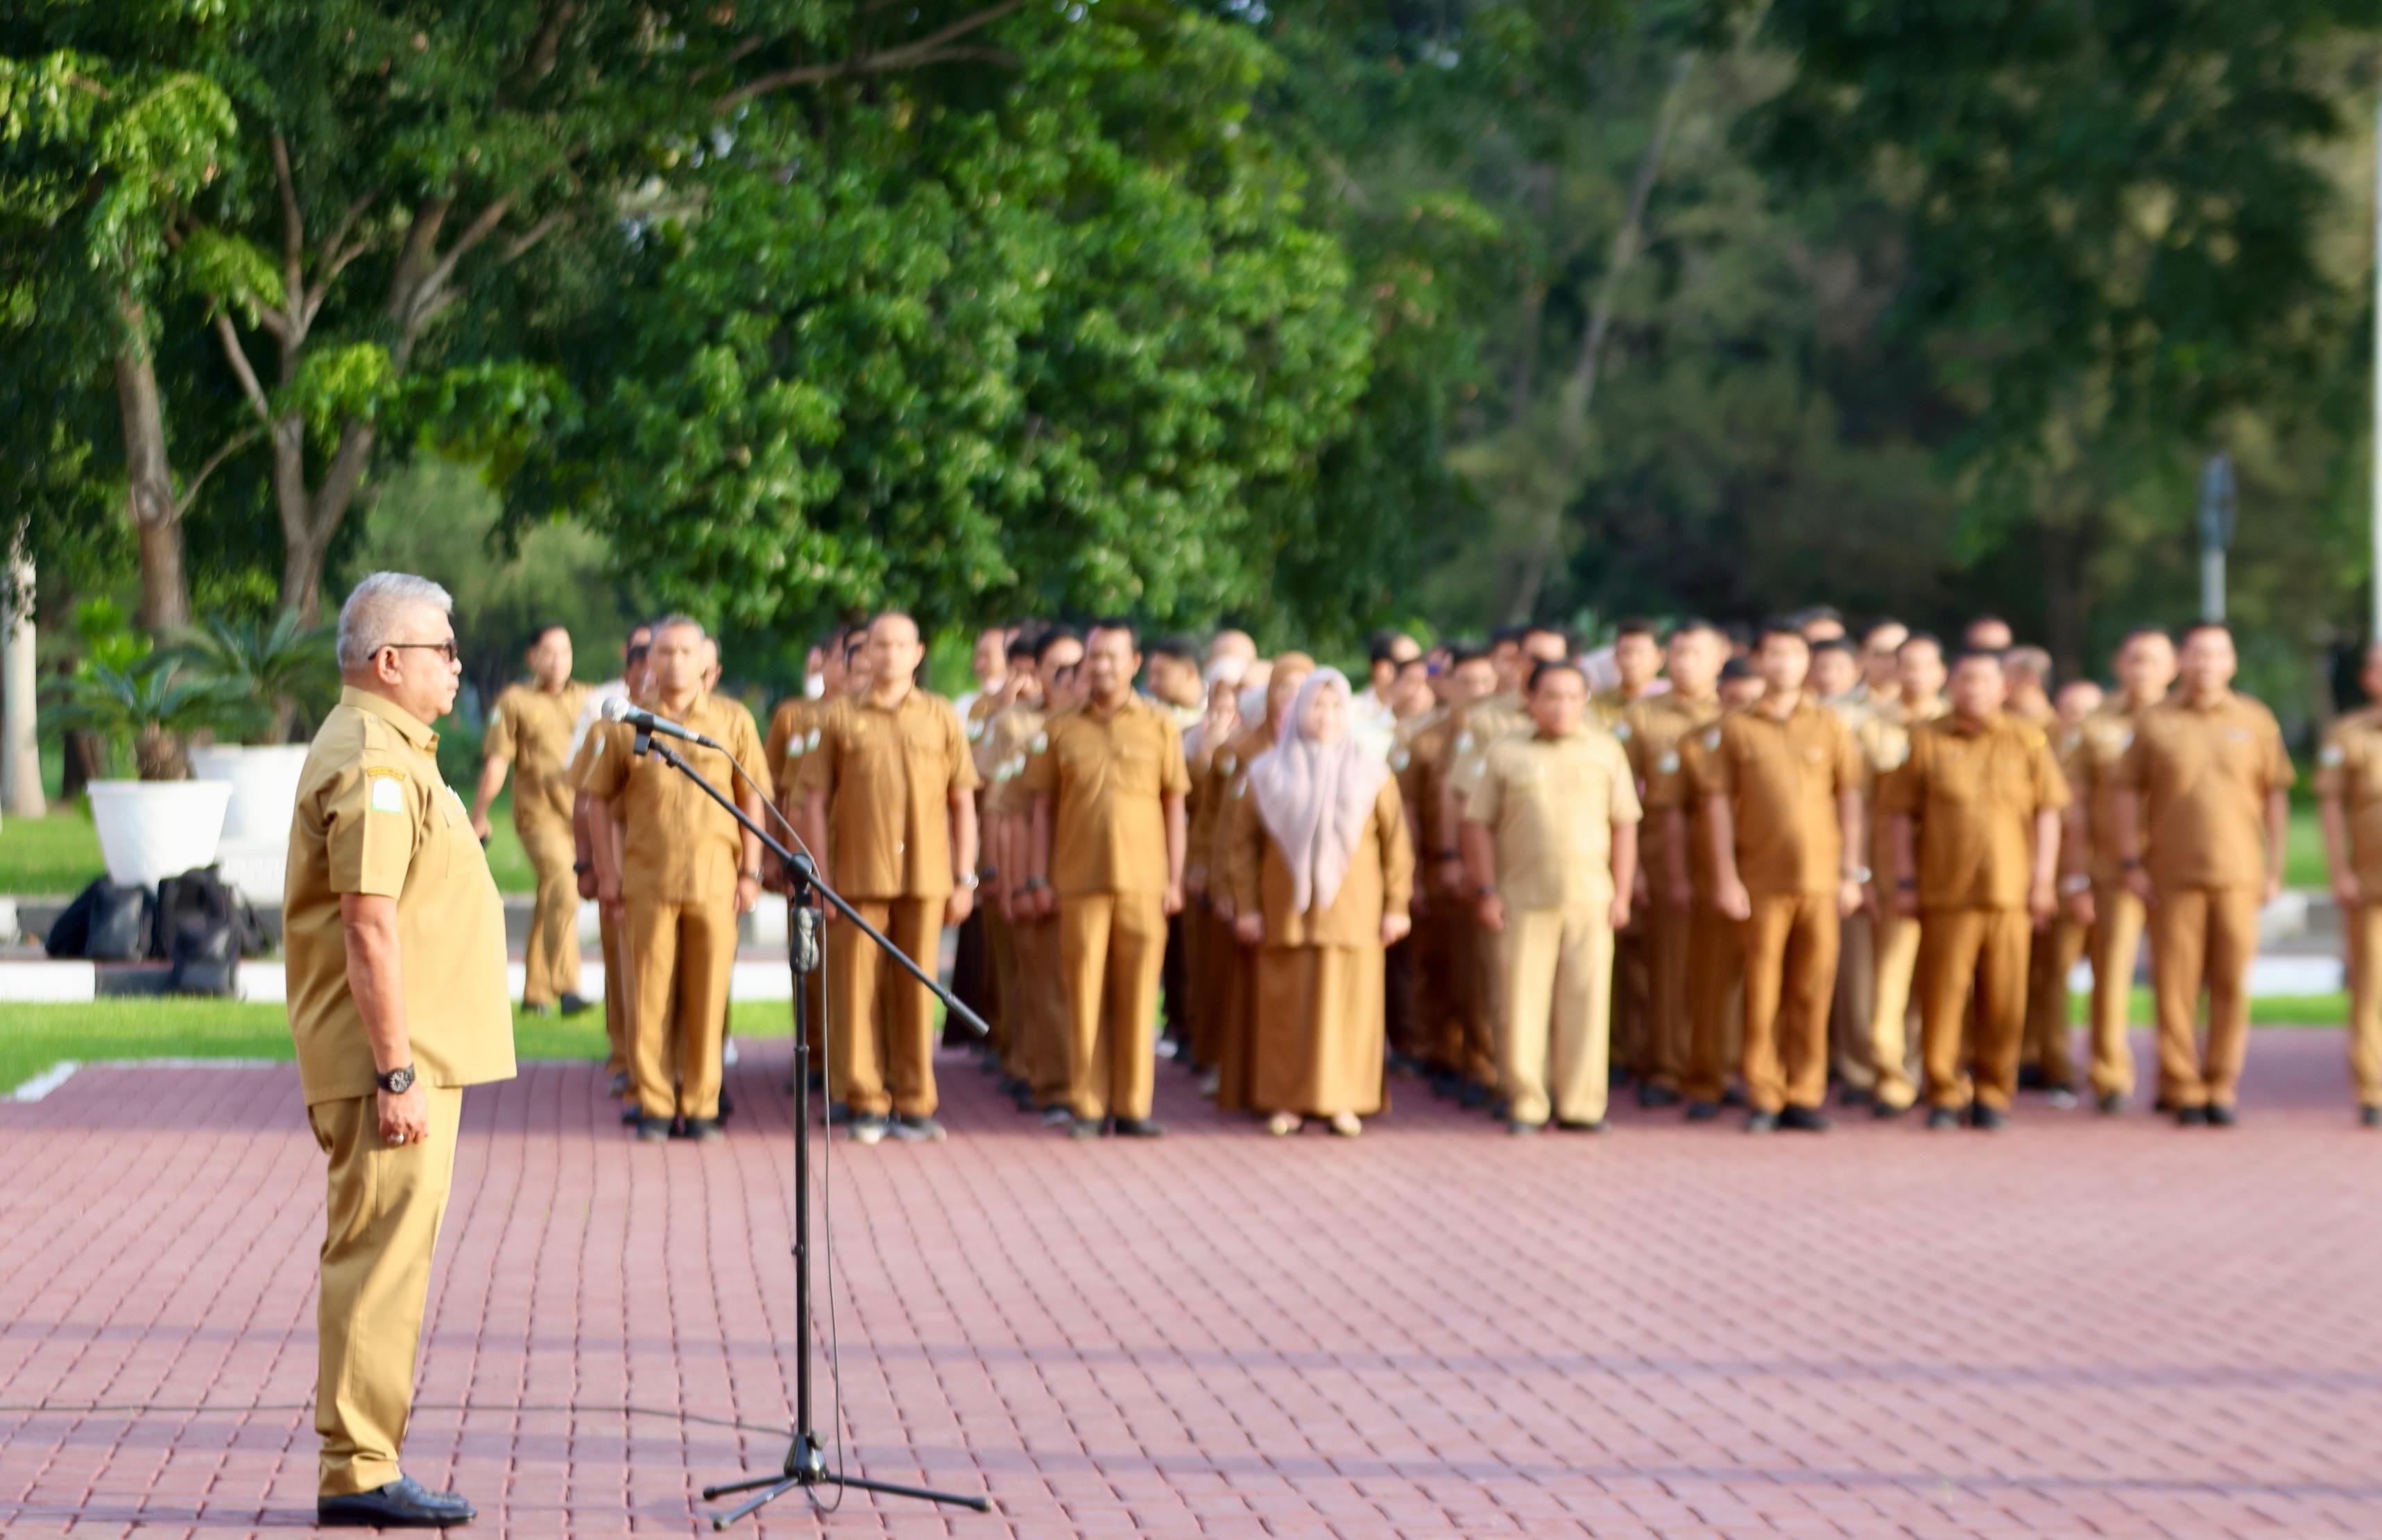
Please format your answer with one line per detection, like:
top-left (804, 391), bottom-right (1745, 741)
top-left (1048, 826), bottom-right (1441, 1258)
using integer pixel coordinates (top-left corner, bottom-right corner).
top-left (2115, 622), bottom-right (2292, 1124)
top-left (1206, 655), bottom-right (1317, 1112)
top-left (1852, 634), bottom-right (1946, 1113)
top-left (796, 612), bottom-right (982, 1143)
top-left (2071, 626), bottom-right (2177, 1110)
top-left (2316, 642), bottom-right (2382, 1127)
top-left (581, 616), bottom-right (771, 1140)
top-left (285, 572), bottom-right (513, 1528)
top-left (1880, 653), bottom-right (2068, 1123)
top-left (1621, 622), bottom-right (1724, 1106)
top-left (1691, 623), bottom-right (1865, 1131)
top-left (568, 638), bottom-right (650, 1095)
top-left (470, 624), bottom-right (591, 1016)
top-left (1588, 621), bottom-right (1663, 1093)
top-left (1021, 622), bottom-right (1191, 1136)
top-left (1466, 662), bottom-right (1642, 1133)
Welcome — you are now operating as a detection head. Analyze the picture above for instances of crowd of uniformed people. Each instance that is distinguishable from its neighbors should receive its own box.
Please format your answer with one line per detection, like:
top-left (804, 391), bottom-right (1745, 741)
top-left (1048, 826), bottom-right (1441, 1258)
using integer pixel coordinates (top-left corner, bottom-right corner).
top-left (461, 601), bottom-right (2382, 1146)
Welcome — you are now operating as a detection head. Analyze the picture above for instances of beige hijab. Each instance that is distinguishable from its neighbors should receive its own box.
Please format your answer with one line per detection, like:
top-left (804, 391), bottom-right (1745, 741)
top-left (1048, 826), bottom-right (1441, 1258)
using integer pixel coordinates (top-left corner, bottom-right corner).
top-left (1246, 668), bottom-right (1389, 915)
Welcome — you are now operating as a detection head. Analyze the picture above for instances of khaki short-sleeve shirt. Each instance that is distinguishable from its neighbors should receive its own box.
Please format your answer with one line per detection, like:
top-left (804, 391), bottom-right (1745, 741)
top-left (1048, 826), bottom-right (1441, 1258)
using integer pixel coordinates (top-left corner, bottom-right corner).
top-left (284, 688), bottom-right (515, 1106)
top-left (485, 681), bottom-right (589, 831)
top-left (1690, 698), bottom-right (1860, 896)
top-left (1466, 729), bottom-right (1643, 911)
top-left (794, 688), bottom-right (980, 899)
top-left (1018, 694), bottom-right (1190, 898)
top-left (2073, 699), bottom-right (2154, 882)
top-left (2116, 692), bottom-right (2294, 891)
top-left (581, 690), bottom-right (774, 904)
top-left (1878, 712), bottom-right (2068, 909)
top-left (2318, 708), bottom-right (2382, 894)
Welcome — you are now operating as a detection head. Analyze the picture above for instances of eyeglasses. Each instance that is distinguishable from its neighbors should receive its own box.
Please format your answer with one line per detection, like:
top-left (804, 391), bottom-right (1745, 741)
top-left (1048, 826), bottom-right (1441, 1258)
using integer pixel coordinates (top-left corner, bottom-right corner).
top-left (383, 640), bottom-right (460, 663)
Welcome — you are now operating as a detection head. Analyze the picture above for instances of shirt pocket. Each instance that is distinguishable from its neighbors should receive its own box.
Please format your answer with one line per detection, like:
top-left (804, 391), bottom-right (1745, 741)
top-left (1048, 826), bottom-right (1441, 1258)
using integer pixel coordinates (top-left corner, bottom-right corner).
top-left (1114, 739), bottom-right (1161, 797)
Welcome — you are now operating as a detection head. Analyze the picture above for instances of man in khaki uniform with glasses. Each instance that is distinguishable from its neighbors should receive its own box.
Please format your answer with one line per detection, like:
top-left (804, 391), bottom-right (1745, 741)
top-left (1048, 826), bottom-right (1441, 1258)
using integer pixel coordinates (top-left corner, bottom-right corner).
top-left (2315, 641), bottom-right (2382, 1129)
top-left (286, 572), bottom-right (513, 1528)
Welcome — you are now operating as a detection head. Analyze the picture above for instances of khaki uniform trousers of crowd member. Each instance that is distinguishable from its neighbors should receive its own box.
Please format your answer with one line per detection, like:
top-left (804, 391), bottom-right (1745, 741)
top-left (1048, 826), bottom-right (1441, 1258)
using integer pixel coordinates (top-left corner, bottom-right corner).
top-left (2023, 912), bottom-right (2086, 1088)
top-left (1914, 909), bottom-right (2032, 1110)
top-left (2319, 707), bottom-right (2382, 1111)
top-left (1679, 903), bottom-right (1742, 1105)
top-left (2087, 881), bottom-right (2149, 1100)
top-left (1831, 909), bottom-right (1876, 1095)
top-left (583, 690), bottom-right (772, 1123)
top-left (1059, 895), bottom-right (1167, 1121)
top-left (284, 688), bottom-right (515, 1497)
top-left (2345, 903), bottom-right (2382, 1110)
top-left (1867, 905), bottom-right (1925, 1109)
top-left (1468, 727), bottom-right (1641, 1127)
top-left (1738, 894), bottom-right (1840, 1114)
top-left (1010, 912), bottom-right (1074, 1107)
top-left (2119, 692), bottom-right (2293, 1111)
top-left (487, 682), bottom-right (590, 1009)
top-left (825, 900), bottom-right (945, 1118)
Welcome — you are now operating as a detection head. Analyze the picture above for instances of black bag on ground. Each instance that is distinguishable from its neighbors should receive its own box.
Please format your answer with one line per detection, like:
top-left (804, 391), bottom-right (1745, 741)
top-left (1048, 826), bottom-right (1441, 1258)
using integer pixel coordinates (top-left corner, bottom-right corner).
top-left (44, 878), bottom-right (154, 961)
top-left (153, 865), bottom-right (262, 995)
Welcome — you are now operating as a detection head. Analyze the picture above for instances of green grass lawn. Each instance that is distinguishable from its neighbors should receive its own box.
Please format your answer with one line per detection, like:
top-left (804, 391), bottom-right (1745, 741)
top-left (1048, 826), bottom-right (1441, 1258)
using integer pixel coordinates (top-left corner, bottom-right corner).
top-left (1, 791), bottom-right (538, 896)
top-left (1, 998), bottom-right (796, 1097)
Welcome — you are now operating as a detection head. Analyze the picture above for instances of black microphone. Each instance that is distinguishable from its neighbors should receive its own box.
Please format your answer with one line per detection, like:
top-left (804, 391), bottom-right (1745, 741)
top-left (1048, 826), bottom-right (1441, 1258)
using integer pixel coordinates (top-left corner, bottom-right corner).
top-left (601, 693), bottom-right (723, 749)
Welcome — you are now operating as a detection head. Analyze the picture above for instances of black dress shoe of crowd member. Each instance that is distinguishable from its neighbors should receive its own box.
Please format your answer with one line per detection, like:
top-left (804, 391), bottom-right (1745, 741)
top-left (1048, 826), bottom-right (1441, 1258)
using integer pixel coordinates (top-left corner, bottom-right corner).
top-left (607, 1070), bottom-right (631, 1098)
top-left (634, 1115), bottom-right (671, 1143)
top-left (717, 1087), bottom-right (735, 1120)
top-left (1743, 1111), bottom-right (1779, 1135)
top-left (1636, 1082), bottom-right (1681, 1109)
top-left (559, 993), bottom-right (592, 1018)
top-left (1721, 1085), bottom-right (1749, 1109)
top-left (1778, 1106), bottom-right (1831, 1133)
top-left (1111, 1118), bottom-right (1165, 1138)
top-left (1969, 1104), bottom-right (2009, 1132)
top-left (619, 1104), bottom-right (640, 1127)
top-left (1555, 1118), bottom-right (1608, 1134)
top-left (1872, 1097), bottom-right (1911, 1120)
top-left (681, 1117), bottom-right (724, 1143)
top-left (2175, 1106), bottom-right (2209, 1127)
top-left (889, 1114), bottom-right (947, 1143)
top-left (1066, 1117), bottom-right (1103, 1140)
top-left (318, 1475), bottom-right (473, 1528)
top-left (2096, 1091), bottom-right (2128, 1115)
top-left (1506, 1119), bottom-right (1543, 1137)
top-left (2363, 1105), bottom-right (2382, 1129)
top-left (1458, 1081), bottom-right (1490, 1111)
top-left (1835, 1084), bottom-right (1874, 1109)
top-left (2016, 1063), bottom-right (2046, 1092)
top-left (1924, 1107), bottom-right (1961, 1131)
top-left (1683, 1100), bottom-right (1720, 1122)
top-left (2204, 1102), bottom-right (2238, 1127)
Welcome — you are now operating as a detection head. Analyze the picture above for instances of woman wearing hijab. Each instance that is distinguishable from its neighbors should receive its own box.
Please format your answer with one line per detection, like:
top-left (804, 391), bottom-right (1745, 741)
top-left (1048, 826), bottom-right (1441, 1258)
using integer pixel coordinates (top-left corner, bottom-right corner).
top-left (1227, 668), bottom-right (1416, 1136)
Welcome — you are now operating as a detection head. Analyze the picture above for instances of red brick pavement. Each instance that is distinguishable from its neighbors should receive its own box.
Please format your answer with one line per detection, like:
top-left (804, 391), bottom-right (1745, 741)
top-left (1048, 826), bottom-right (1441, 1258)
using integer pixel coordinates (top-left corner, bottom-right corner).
top-left (1, 1029), bottom-right (2379, 1539)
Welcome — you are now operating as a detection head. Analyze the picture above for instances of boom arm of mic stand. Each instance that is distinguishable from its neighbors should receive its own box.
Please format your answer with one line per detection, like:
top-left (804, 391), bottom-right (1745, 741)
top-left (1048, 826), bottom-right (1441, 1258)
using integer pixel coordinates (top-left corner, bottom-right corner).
top-left (638, 738), bottom-right (992, 1039)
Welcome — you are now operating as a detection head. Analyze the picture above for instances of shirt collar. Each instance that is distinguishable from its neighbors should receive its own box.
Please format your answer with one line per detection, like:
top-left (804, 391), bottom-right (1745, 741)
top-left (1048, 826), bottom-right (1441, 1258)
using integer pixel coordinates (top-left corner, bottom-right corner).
top-left (341, 686), bottom-right (439, 753)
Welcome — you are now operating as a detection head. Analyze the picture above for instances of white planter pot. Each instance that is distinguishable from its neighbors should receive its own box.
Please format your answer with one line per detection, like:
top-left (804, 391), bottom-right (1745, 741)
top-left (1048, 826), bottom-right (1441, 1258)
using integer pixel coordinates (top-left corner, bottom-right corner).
top-left (188, 743), bottom-right (311, 844)
top-left (86, 780), bottom-right (233, 890)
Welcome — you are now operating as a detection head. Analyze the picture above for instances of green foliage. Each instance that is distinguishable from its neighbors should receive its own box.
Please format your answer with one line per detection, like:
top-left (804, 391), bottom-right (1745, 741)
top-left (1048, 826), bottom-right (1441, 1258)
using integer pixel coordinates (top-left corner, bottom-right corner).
top-left (50, 652), bottom-right (252, 778)
top-left (170, 610), bottom-right (339, 740)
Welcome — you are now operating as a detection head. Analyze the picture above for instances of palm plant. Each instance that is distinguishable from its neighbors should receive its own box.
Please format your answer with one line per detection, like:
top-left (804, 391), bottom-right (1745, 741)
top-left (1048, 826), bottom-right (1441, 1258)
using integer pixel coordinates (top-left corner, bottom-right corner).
top-left (51, 656), bottom-right (255, 780)
top-left (173, 613), bottom-right (340, 742)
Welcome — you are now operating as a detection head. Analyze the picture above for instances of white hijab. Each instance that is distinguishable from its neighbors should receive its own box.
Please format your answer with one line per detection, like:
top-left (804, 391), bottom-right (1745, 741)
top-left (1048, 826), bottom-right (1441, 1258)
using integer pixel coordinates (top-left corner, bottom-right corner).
top-left (1246, 668), bottom-right (1390, 915)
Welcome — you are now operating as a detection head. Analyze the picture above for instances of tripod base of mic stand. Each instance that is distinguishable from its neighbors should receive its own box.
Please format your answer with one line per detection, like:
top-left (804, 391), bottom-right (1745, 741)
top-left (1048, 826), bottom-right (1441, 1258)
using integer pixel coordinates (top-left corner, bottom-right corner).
top-left (703, 1435), bottom-right (992, 1528)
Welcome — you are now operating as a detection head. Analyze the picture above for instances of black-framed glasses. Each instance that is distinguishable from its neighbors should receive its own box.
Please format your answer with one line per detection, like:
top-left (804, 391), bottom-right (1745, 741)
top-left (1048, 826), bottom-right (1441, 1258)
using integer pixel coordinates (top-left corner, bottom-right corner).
top-left (383, 640), bottom-right (460, 663)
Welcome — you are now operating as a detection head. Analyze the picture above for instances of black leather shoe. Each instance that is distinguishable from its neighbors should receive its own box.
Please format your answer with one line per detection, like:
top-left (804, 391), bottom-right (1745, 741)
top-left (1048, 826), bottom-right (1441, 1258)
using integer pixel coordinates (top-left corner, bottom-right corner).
top-left (1778, 1106), bottom-right (1831, 1133)
top-left (2175, 1106), bottom-right (2208, 1127)
top-left (2204, 1102), bottom-right (2237, 1127)
top-left (1636, 1083), bottom-right (1681, 1109)
top-left (1744, 1111), bottom-right (1779, 1135)
top-left (619, 1104), bottom-right (640, 1127)
top-left (1872, 1098), bottom-right (1911, 1120)
top-left (681, 1117), bottom-right (724, 1143)
top-left (1924, 1107), bottom-right (1961, 1131)
top-left (1721, 1085), bottom-right (1749, 1109)
top-left (1683, 1100), bottom-right (1720, 1122)
top-left (2362, 1105), bottom-right (2381, 1129)
top-left (1835, 1084), bottom-right (1874, 1109)
top-left (1555, 1118), bottom-right (1608, 1134)
top-left (1111, 1118), bottom-right (1165, 1138)
top-left (2096, 1092), bottom-right (2128, 1115)
top-left (634, 1115), bottom-right (671, 1143)
top-left (1066, 1117), bottom-right (1103, 1140)
top-left (1969, 1105), bottom-right (2009, 1133)
top-left (559, 993), bottom-right (592, 1018)
top-left (318, 1475), bottom-right (473, 1528)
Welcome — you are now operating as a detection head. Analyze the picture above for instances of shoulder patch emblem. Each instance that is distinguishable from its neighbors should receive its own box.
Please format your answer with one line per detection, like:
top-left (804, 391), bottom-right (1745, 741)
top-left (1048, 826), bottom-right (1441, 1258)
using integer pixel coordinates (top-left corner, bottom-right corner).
top-left (1657, 750), bottom-right (1679, 775)
top-left (1031, 731), bottom-right (1049, 754)
top-left (1613, 721), bottom-right (1631, 742)
top-left (366, 768), bottom-right (406, 814)
top-left (1702, 728), bottom-right (1722, 751)
top-left (1455, 731), bottom-right (1474, 755)
top-left (1391, 748), bottom-right (1410, 771)
top-left (2321, 743), bottom-right (2347, 767)
top-left (1221, 752), bottom-right (1237, 775)
top-left (805, 727), bottom-right (820, 751)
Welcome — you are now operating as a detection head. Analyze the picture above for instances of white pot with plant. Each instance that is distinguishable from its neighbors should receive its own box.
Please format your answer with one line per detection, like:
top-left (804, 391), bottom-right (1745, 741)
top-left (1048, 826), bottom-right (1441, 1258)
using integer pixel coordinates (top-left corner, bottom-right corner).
top-left (55, 654), bottom-right (242, 891)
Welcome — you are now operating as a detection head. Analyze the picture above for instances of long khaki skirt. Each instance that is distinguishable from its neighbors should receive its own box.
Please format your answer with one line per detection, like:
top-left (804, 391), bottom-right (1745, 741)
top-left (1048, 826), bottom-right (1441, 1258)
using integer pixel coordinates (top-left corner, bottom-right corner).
top-left (1250, 942), bottom-right (1387, 1118)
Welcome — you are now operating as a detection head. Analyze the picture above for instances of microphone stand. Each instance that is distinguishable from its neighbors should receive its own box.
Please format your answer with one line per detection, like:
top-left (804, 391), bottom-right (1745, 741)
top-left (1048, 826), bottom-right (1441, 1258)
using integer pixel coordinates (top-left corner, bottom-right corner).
top-left (624, 730), bottom-right (994, 1526)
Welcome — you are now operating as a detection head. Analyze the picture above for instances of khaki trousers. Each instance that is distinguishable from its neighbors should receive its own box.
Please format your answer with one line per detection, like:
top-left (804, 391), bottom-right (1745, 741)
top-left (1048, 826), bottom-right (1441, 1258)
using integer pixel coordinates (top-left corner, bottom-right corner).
top-left (517, 816), bottom-right (582, 1007)
top-left (828, 896), bottom-right (945, 1119)
top-left (1867, 910), bottom-right (1924, 1110)
top-left (310, 1085), bottom-right (463, 1496)
top-left (1462, 909), bottom-right (1502, 1088)
top-left (1009, 915), bottom-right (1072, 1108)
top-left (2147, 884), bottom-right (2259, 1111)
top-left (2023, 915), bottom-right (2087, 1089)
top-left (2346, 903), bottom-right (2382, 1109)
top-left (2088, 881), bottom-right (2148, 1100)
top-left (1681, 904), bottom-right (1742, 1105)
top-left (1739, 892), bottom-right (1838, 1114)
top-left (1058, 892), bottom-right (1167, 1122)
top-left (597, 905), bottom-right (629, 1080)
top-left (1915, 907), bottom-right (2032, 1110)
top-left (624, 896), bottom-right (735, 1120)
top-left (1499, 904), bottom-right (1616, 1126)
top-left (1640, 903), bottom-right (1692, 1094)
top-left (1613, 917), bottom-right (1652, 1082)
top-left (1832, 910), bottom-right (1878, 1093)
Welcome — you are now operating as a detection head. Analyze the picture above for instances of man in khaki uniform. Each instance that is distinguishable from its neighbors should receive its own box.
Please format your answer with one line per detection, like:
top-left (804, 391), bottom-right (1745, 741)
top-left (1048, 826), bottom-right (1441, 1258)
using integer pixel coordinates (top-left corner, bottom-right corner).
top-left (1693, 621), bottom-right (1865, 1133)
top-left (287, 573), bottom-right (513, 1528)
top-left (2315, 642), bottom-right (2382, 1129)
top-left (1591, 619), bottom-right (1663, 1086)
top-left (1022, 621), bottom-right (1190, 1137)
top-left (1408, 648), bottom-right (1500, 1097)
top-left (2073, 626), bottom-right (2177, 1110)
top-left (798, 612), bottom-right (981, 1145)
top-left (1465, 662), bottom-right (1641, 1133)
top-left (1881, 651), bottom-right (2067, 1129)
top-left (994, 628), bottom-right (1081, 1118)
top-left (1623, 619), bottom-right (1724, 1107)
top-left (1856, 632), bottom-right (1946, 1114)
top-left (583, 616), bottom-right (771, 1142)
top-left (470, 624), bottom-right (590, 1017)
top-left (2115, 622), bottom-right (2292, 1126)
top-left (570, 635), bottom-right (649, 1102)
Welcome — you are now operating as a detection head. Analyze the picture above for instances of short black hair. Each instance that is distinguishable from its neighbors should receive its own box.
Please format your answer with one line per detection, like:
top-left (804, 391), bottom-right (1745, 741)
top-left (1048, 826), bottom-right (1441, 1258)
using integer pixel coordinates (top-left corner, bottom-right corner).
top-left (1006, 627), bottom-right (1042, 664)
top-left (1801, 604), bottom-right (1845, 626)
top-left (1088, 616), bottom-right (1139, 650)
top-left (1367, 629), bottom-right (1412, 667)
top-left (1757, 618), bottom-right (1810, 648)
top-left (1719, 657), bottom-right (1758, 683)
top-left (1668, 617), bottom-right (1724, 644)
top-left (625, 642), bottom-right (651, 669)
top-left (1947, 647), bottom-right (2005, 671)
top-left (1394, 653), bottom-right (1431, 678)
top-left (1810, 636), bottom-right (1857, 659)
top-left (1034, 626), bottom-right (1083, 664)
top-left (1489, 624), bottom-right (1526, 647)
top-left (1446, 643), bottom-right (1491, 667)
top-left (1527, 659), bottom-right (1586, 693)
top-left (1148, 633), bottom-right (1198, 665)
top-left (1613, 617), bottom-right (1659, 642)
top-left (526, 622), bottom-right (569, 652)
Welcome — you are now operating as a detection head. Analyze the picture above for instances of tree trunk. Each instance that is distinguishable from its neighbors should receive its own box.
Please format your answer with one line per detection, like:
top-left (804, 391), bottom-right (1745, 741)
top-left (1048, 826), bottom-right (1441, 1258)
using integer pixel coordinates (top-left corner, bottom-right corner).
top-left (1, 550), bottom-right (44, 818)
top-left (114, 298), bottom-right (189, 633)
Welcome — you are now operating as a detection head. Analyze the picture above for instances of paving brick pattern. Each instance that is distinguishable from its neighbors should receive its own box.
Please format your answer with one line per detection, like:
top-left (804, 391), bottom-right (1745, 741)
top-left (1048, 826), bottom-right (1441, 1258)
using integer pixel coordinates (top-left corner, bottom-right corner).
top-left (2, 1029), bottom-right (2379, 1539)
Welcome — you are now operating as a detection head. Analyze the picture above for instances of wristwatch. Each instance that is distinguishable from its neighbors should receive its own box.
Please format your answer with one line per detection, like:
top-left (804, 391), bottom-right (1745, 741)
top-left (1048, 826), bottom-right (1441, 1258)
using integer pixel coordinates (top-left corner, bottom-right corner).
top-left (957, 872), bottom-right (981, 891)
top-left (1846, 864), bottom-right (1874, 885)
top-left (376, 1065), bottom-right (415, 1095)
top-left (740, 869), bottom-right (762, 882)
top-left (2059, 873), bottom-right (2091, 896)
